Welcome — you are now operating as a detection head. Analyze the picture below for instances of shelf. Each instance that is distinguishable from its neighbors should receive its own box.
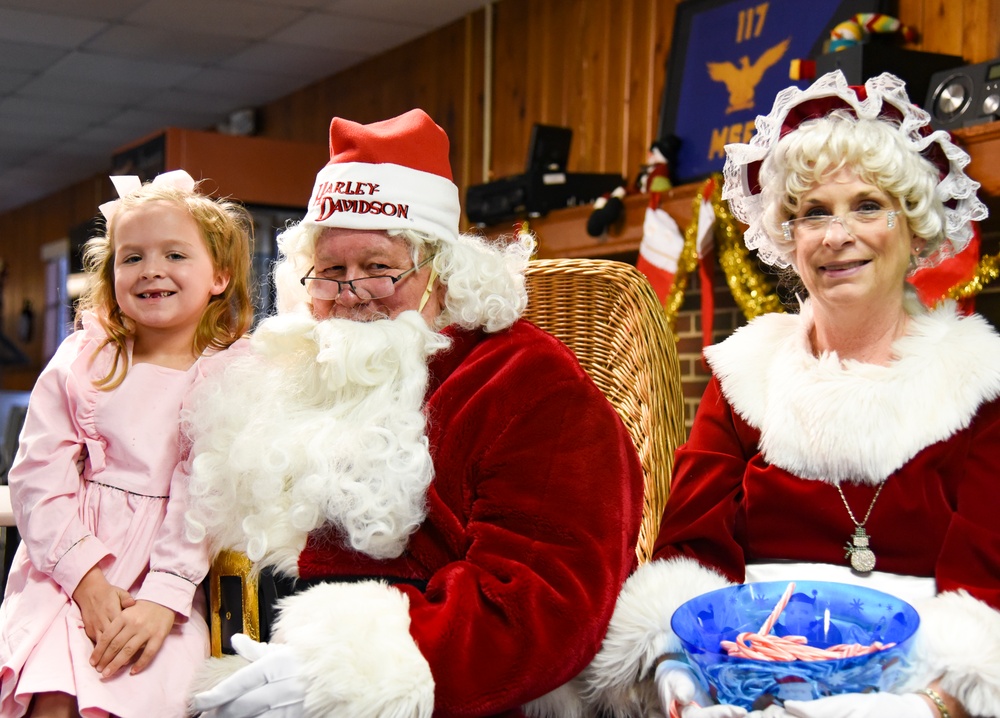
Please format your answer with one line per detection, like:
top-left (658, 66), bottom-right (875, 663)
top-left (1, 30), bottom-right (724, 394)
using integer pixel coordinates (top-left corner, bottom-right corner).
top-left (112, 128), bottom-right (329, 209)
top-left (953, 122), bottom-right (1000, 198)
top-left (479, 183), bottom-right (701, 259)
top-left (477, 121), bottom-right (1000, 260)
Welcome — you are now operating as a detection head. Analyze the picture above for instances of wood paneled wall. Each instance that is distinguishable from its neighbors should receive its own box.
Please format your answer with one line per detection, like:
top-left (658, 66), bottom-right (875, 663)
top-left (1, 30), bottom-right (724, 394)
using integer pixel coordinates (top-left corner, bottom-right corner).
top-left (0, 176), bottom-right (108, 389)
top-left (2, 0), bottom-right (998, 389)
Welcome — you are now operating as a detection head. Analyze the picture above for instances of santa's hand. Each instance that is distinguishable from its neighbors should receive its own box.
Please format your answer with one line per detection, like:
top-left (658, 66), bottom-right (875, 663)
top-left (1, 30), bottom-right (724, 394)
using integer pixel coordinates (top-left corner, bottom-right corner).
top-left (777, 692), bottom-right (934, 718)
top-left (656, 659), bottom-right (747, 718)
top-left (190, 634), bottom-right (306, 718)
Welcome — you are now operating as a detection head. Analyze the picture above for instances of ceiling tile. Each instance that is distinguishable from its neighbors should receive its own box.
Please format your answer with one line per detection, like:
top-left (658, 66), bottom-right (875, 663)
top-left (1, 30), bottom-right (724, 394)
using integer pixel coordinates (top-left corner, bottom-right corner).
top-left (0, 0), bottom-right (146, 21)
top-left (17, 73), bottom-right (154, 105)
top-left (26, 141), bottom-right (112, 172)
top-left (273, 11), bottom-right (422, 54)
top-left (0, 150), bottom-right (36, 173)
top-left (126, 0), bottom-right (306, 40)
top-left (258, 0), bottom-right (345, 8)
top-left (76, 123), bottom-right (146, 149)
top-left (140, 88), bottom-right (249, 116)
top-left (184, 67), bottom-right (297, 104)
top-left (0, 68), bottom-right (30, 93)
top-left (106, 106), bottom-right (224, 135)
top-left (0, 134), bottom-right (48, 170)
top-left (45, 51), bottom-right (200, 88)
top-left (0, 96), bottom-right (120, 126)
top-left (0, 163), bottom-right (67, 187)
top-left (0, 40), bottom-right (67, 72)
top-left (323, 0), bottom-right (484, 27)
top-left (0, 7), bottom-right (105, 48)
top-left (0, 0), bottom-right (483, 214)
top-left (83, 24), bottom-right (252, 66)
top-left (222, 40), bottom-right (363, 77)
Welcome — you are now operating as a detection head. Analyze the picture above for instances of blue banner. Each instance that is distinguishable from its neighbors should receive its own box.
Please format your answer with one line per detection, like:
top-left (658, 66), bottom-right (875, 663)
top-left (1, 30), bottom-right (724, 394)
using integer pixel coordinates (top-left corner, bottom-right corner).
top-left (662, 0), bottom-right (882, 182)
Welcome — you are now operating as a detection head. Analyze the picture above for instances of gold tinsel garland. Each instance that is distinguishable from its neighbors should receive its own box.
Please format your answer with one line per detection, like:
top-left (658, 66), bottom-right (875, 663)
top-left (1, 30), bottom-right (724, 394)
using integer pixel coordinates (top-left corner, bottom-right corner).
top-left (664, 174), bottom-right (784, 329)
top-left (945, 251), bottom-right (1000, 301)
top-left (662, 174), bottom-right (999, 325)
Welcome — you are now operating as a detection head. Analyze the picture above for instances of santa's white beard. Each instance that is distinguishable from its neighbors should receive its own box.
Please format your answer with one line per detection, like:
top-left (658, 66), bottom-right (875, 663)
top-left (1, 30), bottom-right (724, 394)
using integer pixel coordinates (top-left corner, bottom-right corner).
top-left (184, 310), bottom-right (452, 575)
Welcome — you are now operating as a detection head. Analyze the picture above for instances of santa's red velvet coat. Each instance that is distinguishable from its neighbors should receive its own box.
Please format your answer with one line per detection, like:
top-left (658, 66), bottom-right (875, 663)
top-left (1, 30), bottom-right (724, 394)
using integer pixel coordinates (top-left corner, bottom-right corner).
top-left (273, 319), bottom-right (644, 717)
top-left (584, 301), bottom-right (1000, 717)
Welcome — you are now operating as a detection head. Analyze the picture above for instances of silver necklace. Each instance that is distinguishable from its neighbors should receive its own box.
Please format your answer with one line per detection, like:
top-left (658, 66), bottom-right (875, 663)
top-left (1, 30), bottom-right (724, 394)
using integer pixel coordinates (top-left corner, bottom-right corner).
top-left (836, 481), bottom-right (885, 574)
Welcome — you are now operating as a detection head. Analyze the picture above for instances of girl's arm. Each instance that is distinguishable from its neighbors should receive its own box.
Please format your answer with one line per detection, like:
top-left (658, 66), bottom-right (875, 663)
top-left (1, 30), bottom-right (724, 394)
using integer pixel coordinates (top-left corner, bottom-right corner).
top-left (132, 347), bottom-right (243, 618)
top-left (88, 457), bottom-right (202, 676)
top-left (7, 333), bottom-right (114, 595)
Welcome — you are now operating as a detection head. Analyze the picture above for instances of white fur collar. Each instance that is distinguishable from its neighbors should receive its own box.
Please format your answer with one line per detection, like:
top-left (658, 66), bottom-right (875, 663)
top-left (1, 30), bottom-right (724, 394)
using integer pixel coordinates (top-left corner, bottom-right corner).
top-left (705, 302), bottom-right (1000, 484)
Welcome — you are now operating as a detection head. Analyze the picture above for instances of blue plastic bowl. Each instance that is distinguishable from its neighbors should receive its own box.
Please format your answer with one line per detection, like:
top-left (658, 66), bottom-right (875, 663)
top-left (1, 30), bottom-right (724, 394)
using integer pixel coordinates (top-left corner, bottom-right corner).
top-left (670, 581), bottom-right (919, 710)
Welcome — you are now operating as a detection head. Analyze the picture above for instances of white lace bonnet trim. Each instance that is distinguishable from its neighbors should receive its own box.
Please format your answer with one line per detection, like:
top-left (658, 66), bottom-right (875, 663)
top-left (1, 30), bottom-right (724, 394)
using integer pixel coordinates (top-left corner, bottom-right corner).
top-left (721, 71), bottom-right (988, 269)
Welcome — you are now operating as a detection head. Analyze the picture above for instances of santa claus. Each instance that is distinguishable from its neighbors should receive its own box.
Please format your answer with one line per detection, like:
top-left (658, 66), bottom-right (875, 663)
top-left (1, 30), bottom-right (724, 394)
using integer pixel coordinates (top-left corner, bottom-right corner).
top-left (185, 109), bottom-right (644, 717)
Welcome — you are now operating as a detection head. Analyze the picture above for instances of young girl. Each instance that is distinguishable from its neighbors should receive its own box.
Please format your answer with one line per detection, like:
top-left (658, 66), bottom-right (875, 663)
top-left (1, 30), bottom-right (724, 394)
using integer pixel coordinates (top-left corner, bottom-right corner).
top-left (0, 170), bottom-right (254, 718)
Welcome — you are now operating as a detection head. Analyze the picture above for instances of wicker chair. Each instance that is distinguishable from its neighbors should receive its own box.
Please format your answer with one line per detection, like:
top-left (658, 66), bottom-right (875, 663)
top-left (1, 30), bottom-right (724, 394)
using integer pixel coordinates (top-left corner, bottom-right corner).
top-left (522, 258), bottom-right (685, 565)
top-left (208, 257), bottom-right (686, 656)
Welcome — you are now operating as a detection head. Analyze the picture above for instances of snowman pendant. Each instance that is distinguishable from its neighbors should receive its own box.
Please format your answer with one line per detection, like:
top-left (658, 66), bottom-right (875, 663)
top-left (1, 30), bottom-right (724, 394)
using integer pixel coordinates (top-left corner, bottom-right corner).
top-left (844, 526), bottom-right (876, 573)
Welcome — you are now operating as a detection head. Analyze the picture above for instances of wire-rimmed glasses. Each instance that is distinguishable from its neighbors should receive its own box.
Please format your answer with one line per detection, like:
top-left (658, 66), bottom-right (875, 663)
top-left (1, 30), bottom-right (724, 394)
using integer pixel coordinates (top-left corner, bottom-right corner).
top-left (300, 255), bottom-right (436, 301)
top-left (782, 209), bottom-right (899, 242)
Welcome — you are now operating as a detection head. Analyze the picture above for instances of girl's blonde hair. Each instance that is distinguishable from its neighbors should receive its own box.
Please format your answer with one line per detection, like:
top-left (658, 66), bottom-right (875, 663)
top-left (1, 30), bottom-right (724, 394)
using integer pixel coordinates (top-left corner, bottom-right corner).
top-left (77, 181), bottom-right (254, 389)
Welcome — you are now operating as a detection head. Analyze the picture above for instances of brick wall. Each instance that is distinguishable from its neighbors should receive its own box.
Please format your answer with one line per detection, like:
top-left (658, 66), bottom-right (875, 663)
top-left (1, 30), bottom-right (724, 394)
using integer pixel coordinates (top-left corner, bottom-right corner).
top-left (672, 266), bottom-right (748, 433)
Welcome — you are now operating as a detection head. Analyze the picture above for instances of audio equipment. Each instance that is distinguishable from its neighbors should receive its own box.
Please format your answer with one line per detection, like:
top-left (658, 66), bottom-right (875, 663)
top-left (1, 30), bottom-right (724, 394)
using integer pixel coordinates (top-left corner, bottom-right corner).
top-left (466, 172), bottom-right (625, 227)
top-left (815, 45), bottom-right (963, 116)
top-left (466, 122), bottom-right (623, 226)
top-left (926, 58), bottom-right (1000, 130)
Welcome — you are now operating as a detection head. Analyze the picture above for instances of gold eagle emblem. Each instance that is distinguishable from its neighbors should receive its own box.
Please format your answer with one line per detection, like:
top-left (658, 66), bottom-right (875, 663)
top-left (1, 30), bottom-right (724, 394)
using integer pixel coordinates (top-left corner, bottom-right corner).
top-left (707, 38), bottom-right (791, 114)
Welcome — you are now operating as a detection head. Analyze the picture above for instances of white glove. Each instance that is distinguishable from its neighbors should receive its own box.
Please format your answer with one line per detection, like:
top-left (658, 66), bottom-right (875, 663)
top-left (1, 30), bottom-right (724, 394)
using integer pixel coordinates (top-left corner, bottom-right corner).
top-left (655, 659), bottom-right (747, 718)
top-left (773, 692), bottom-right (935, 718)
top-left (745, 707), bottom-right (787, 718)
top-left (191, 634), bottom-right (307, 718)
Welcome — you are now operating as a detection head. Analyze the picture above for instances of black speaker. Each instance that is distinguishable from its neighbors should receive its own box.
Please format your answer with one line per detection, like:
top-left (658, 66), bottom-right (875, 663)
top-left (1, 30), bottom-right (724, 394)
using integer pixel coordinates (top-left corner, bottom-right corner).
top-left (466, 172), bottom-right (624, 226)
top-left (814, 45), bottom-right (964, 114)
top-left (925, 59), bottom-right (1000, 130)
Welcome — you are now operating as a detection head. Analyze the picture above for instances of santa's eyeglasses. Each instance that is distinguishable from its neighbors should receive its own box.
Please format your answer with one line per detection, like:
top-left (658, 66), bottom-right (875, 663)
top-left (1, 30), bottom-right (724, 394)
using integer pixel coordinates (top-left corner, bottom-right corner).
top-left (300, 255), bottom-right (436, 301)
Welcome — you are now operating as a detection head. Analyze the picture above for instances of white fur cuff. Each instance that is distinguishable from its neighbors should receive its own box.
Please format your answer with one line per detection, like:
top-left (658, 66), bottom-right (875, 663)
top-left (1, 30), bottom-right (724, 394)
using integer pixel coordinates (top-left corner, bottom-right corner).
top-left (582, 557), bottom-right (733, 717)
top-left (902, 590), bottom-right (1000, 717)
top-left (273, 580), bottom-right (435, 718)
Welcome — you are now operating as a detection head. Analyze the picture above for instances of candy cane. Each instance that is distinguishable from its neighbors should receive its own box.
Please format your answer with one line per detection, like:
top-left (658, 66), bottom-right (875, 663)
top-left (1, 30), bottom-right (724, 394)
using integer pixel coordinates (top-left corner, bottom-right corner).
top-left (721, 582), bottom-right (895, 661)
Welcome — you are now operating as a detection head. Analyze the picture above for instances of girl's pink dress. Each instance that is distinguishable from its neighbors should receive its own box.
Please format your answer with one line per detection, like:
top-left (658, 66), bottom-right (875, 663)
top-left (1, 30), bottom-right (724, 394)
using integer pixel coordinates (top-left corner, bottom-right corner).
top-left (0, 316), bottom-right (240, 718)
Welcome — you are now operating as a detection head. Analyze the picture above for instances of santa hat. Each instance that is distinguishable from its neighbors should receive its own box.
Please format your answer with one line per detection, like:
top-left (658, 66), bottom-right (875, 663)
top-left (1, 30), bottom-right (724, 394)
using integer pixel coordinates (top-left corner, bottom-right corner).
top-left (302, 109), bottom-right (461, 243)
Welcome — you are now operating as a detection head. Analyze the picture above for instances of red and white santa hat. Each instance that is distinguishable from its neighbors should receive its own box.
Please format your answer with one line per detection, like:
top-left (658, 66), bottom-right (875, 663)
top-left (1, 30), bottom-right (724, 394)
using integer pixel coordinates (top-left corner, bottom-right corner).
top-left (302, 109), bottom-right (461, 244)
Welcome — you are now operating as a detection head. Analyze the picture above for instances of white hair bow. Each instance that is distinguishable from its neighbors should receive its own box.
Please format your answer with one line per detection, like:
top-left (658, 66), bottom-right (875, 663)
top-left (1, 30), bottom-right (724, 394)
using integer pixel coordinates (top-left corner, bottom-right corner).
top-left (98, 169), bottom-right (197, 222)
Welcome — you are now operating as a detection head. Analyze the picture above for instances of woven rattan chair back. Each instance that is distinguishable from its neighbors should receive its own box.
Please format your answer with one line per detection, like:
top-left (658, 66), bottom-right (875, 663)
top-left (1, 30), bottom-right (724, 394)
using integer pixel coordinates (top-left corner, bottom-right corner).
top-left (523, 258), bottom-right (685, 565)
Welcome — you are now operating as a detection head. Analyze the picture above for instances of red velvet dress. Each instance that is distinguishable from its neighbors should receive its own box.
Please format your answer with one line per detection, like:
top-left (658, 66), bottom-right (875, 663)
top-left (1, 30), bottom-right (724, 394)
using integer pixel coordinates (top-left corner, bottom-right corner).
top-left (656, 377), bottom-right (1000, 606)
top-left (584, 302), bottom-right (1000, 717)
top-left (283, 320), bottom-right (644, 716)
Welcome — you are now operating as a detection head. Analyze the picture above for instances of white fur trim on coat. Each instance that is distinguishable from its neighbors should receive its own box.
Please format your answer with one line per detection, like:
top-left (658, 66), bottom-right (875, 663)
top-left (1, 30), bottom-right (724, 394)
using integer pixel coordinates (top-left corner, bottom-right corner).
top-left (899, 590), bottom-right (1000, 717)
top-left (704, 301), bottom-right (1000, 484)
top-left (582, 557), bottom-right (733, 717)
top-left (272, 580), bottom-right (434, 718)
